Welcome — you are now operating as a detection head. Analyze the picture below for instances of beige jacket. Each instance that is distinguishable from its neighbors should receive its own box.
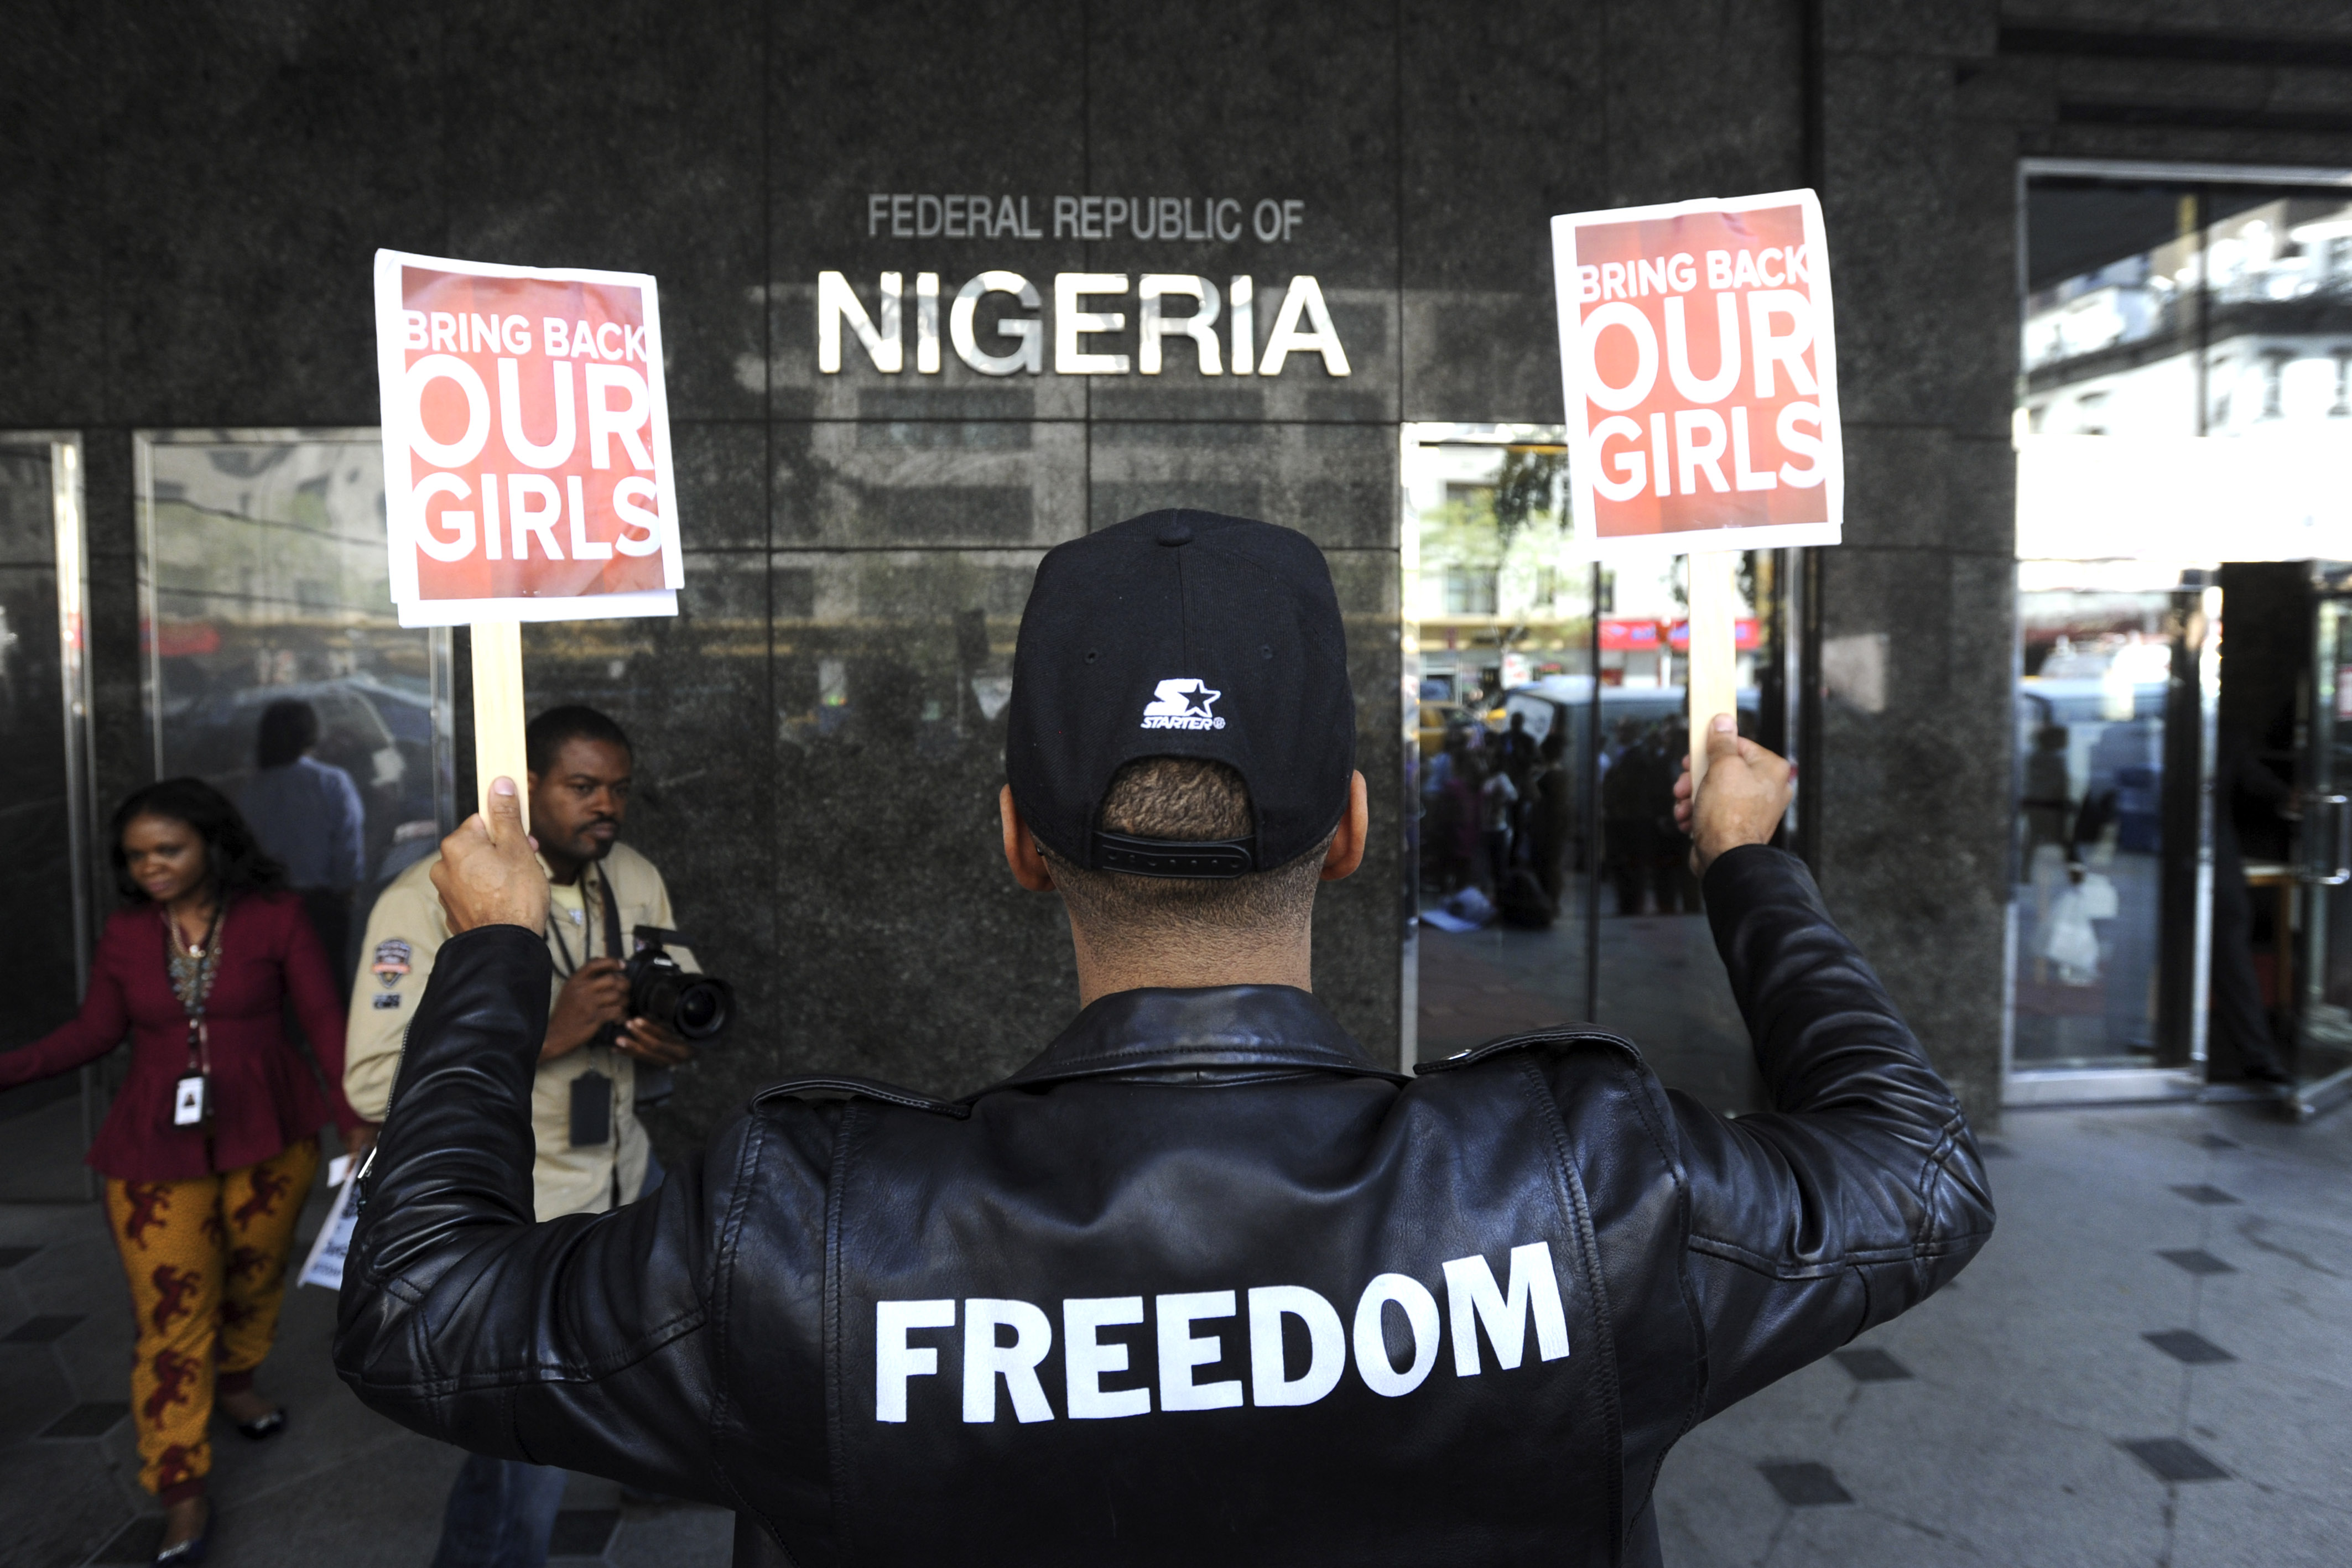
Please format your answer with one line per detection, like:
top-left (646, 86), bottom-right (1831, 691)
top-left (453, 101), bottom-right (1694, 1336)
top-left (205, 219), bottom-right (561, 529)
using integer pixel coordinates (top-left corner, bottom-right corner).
top-left (344, 840), bottom-right (695, 1220)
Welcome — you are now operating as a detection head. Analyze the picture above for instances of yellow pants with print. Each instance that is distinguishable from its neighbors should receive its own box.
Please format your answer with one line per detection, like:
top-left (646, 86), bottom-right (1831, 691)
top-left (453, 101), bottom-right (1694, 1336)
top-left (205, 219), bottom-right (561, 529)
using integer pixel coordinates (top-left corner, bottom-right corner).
top-left (104, 1138), bottom-right (320, 1500)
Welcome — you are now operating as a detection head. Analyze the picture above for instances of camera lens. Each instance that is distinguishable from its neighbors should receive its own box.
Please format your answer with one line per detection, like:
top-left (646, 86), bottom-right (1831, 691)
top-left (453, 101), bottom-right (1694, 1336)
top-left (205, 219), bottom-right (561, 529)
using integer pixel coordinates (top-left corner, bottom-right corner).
top-left (677, 983), bottom-right (724, 1036)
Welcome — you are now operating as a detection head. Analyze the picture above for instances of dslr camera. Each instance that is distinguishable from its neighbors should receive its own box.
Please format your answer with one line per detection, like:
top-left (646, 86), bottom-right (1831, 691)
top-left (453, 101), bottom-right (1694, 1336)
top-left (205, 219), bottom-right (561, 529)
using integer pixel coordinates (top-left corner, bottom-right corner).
top-left (614, 925), bottom-right (734, 1041)
top-left (603, 927), bottom-right (733, 1112)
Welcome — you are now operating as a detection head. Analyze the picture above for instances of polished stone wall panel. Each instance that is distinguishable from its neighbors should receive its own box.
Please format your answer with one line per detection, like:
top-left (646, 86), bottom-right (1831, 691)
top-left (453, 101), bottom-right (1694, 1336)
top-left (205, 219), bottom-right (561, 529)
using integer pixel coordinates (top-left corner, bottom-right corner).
top-left (1813, 546), bottom-right (2015, 1123)
top-left (768, 1), bottom-right (1090, 422)
top-left (100, 3), bottom-right (444, 429)
top-left (1820, 53), bottom-right (1966, 431)
top-left (772, 421), bottom-right (1089, 549)
top-left (1086, 422), bottom-right (1397, 549)
top-left (1824, 0), bottom-right (1997, 54)
top-left (764, 548), bottom-right (1070, 1094)
top-left (1599, 0), bottom-right (1805, 207)
top-left (672, 422), bottom-right (772, 550)
top-left (521, 550), bottom-right (778, 1154)
top-left (1086, 4), bottom-right (1399, 292)
top-left (442, 0), bottom-right (768, 424)
top-left (0, 3), bottom-right (112, 429)
top-left (2002, 0), bottom-right (2352, 35)
top-left (1318, 548), bottom-right (1405, 1062)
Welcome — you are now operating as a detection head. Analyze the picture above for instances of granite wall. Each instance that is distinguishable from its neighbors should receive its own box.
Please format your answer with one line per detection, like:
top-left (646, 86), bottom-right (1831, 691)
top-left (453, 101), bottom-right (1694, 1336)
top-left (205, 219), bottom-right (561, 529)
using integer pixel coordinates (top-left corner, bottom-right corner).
top-left (9, 0), bottom-right (2352, 1140)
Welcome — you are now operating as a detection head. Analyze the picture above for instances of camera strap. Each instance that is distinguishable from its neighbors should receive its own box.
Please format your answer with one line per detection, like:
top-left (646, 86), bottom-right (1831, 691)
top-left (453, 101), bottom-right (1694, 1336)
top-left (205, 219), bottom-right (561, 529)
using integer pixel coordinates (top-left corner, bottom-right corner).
top-left (546, 864), bottom-right (627, 978)
top-left (600, 866), bottom-right (626, 962)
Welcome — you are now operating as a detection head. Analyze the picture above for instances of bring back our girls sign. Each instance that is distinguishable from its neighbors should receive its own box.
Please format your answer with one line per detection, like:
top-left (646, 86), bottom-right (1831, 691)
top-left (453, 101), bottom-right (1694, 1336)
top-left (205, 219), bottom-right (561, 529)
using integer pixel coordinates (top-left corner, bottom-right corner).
top-left (1550, 190), bottom-right (1843, 559)
top-left (373, 250), bottom-right (684, 627)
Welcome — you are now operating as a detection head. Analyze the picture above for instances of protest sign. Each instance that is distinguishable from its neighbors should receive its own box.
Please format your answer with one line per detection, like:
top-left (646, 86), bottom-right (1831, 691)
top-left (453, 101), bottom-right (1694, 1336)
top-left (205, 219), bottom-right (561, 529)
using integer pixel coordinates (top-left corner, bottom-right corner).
top-left (1550, 189), bottom-right (1842, 783)
top-left (298, 1159), bottom-right (360, 1291)
top-left (373, 250), bottom-right (683, 820)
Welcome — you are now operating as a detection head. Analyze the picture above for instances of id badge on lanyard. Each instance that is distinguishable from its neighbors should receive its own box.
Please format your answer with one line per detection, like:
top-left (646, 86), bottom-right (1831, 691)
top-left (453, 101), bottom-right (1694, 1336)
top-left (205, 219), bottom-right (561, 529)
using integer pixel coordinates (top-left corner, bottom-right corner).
top-left (174, 1022), bottom-right (213, 1129)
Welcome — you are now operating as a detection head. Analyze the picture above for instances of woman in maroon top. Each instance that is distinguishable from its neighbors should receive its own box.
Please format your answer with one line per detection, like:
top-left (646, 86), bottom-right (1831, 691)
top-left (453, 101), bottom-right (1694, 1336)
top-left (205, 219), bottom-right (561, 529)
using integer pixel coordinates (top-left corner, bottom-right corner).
top-left (0, 778), bottom-right (371, 1565)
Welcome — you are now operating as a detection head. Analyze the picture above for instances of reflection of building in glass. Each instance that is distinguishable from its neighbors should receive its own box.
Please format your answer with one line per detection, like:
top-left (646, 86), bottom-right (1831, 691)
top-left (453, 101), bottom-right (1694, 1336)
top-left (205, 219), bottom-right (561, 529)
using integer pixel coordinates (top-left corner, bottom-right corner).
top-left (1404, 426), bottom-right (1757, 706)
top-left (141, 436), bottom-right (451, 880)
top-left (2022, 191), bottom-right (2352, 441)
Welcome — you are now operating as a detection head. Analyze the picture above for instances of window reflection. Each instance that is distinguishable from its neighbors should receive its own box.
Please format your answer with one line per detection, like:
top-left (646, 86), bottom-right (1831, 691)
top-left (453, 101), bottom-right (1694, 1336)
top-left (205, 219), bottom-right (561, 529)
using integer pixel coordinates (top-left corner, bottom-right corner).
top-left (138, 434), bottom-right (454, 982)
top-left (2012, 591), bottom-right (2179, 1068)
top-left (2022, 178), bottom-right (2352, 440)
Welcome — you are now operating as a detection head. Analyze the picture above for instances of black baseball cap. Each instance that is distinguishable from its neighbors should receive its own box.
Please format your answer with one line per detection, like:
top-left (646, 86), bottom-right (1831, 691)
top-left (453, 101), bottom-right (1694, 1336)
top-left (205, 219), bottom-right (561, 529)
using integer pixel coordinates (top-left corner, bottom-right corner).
top-left (1006, 509), bottom-right (1356, 879)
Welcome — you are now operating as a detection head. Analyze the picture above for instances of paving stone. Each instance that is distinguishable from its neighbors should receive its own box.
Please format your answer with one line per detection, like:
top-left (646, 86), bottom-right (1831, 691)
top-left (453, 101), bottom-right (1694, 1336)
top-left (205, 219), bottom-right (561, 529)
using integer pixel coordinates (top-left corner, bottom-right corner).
top-left (2143, 1330), bottom-right (2236, 1366)
top-left (550, 1507), bottom-right (621, 1558)
top-left (1831, 1348), bottom-right (1913, 1382)
top-left (1, 1313), bottom-right (81, 1343)
top-left (39, 1401), bottom-right (127, 1438)
top-left (2119, 1437), bottom-right (2231, 1484)
top-left (1757, 1461), bottom-right (1854, 1506)
top-left (93, 1515), bottom-right (164, 1564)
top-left (2169, 1184), bottom-right (2241, 1206)
top-left (2156, 1248), bottom-right (2236, 1276)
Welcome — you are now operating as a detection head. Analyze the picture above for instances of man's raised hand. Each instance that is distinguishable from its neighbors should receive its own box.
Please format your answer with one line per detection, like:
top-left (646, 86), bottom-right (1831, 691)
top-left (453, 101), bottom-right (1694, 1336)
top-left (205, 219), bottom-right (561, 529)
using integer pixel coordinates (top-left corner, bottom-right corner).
top-left (1672, 715), bottom-right (1795, 877)
top-left (431, 777), bottom-right (550, 936)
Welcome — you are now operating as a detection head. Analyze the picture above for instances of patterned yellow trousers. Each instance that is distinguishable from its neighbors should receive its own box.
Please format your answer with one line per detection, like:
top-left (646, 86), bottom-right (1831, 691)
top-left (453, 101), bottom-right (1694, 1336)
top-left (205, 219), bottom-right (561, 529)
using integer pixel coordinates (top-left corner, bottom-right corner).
top-left (104, 1138), bottom-right (319, 1500)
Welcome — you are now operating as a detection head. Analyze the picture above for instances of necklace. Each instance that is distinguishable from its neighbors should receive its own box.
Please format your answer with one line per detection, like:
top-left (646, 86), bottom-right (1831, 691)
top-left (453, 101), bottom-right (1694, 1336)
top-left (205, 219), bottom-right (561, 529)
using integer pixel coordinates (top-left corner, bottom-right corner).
top-left (164, 904), bottom-right (223, 1017)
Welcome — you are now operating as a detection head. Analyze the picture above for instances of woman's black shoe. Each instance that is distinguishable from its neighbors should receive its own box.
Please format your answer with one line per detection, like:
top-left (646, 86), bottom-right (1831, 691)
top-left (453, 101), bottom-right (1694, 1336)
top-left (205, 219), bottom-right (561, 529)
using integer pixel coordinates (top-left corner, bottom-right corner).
top-left (152, 1502), bottom-right (210, 1566)
top-left (153, 1532), bottom-right (209, 1567)
top-left (233, 1406), bottom-right (286, 1440)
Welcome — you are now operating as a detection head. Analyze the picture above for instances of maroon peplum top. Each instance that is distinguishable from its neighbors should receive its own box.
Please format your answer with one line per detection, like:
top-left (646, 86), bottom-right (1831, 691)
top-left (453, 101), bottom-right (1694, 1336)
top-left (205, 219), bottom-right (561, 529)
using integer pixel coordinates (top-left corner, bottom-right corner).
top-left (0, 889), bottom-right (365, 1181)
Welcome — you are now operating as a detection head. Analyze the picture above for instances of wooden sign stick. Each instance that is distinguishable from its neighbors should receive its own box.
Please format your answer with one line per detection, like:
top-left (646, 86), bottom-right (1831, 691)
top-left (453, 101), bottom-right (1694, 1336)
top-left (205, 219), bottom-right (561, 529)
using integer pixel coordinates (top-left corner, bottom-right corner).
top-left (469, 619), bottom-right (530, 835)
top-left (1685, 550), bottom-right (1739, 794)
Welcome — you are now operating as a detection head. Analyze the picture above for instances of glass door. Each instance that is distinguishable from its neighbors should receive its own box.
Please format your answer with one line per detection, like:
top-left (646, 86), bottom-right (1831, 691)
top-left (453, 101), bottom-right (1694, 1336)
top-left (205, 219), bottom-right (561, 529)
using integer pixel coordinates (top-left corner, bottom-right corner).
top-left (138, 430), bottom-right (456, 993)
top-left (0, 435), bottom-right (99, 1202)
top-left (2008, 582), bottom-right (2214, 1096)
top-left (2293, 587), bottom-right (2352, 1119)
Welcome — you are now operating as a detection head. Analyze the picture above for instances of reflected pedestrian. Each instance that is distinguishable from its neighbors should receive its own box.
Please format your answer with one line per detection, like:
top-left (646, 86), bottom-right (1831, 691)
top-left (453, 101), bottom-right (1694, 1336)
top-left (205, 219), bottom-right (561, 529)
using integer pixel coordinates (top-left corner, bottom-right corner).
top-left (1479, 754), bottom-right (1520, 892)
top-left (1433, 733), bottom-right (1481, 894)
top-left (1650, 723), bottom-right (1701, 914)
top-left (0, 779), bottom-right (368, 1565)
top-left (1601, 717), bottom-right (1654, 914)
top-left (240, 699), bottom-right (367, 1001)
top-left (1529, 731), bottom-right (1575, 904)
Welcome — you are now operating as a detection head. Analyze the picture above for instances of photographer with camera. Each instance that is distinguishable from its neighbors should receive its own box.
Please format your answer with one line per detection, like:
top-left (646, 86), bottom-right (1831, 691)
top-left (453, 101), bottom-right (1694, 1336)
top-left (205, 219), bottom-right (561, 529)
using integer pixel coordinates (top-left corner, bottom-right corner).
top-left (342, 703), bottom-right (720, 1568)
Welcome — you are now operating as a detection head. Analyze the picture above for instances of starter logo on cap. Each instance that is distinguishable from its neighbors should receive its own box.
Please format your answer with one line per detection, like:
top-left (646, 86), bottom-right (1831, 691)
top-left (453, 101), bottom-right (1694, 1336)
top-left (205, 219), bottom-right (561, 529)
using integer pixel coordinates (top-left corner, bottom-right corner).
top-left (1140, 678), bottom-right (1225, 731)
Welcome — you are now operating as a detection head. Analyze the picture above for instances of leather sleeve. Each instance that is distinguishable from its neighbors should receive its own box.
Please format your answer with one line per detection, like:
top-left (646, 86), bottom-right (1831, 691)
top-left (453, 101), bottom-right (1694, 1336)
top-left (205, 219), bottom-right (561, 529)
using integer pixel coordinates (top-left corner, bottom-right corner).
top-left (1673, 845), bottom-right (1994, 1417)
top-left (331, 924), bottom-right (742, 1506)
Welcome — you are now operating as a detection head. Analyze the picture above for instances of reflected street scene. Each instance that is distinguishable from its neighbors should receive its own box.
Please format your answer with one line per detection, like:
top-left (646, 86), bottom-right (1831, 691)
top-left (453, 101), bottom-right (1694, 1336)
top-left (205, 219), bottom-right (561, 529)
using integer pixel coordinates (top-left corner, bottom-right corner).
top-left (140, 433), bottom-right (454, 978)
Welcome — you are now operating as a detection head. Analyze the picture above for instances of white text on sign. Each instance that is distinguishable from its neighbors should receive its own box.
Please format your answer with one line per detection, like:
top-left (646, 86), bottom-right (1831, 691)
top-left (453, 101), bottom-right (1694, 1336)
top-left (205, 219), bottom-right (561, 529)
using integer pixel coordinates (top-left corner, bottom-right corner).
top-left (816, 272), bottom-right (1350, 378)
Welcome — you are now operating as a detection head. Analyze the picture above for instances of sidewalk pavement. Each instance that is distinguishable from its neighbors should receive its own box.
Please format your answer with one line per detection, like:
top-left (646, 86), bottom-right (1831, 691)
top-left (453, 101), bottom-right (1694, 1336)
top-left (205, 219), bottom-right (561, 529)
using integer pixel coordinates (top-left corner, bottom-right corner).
top-left (6, 1067), bottom-right (2346, 1566)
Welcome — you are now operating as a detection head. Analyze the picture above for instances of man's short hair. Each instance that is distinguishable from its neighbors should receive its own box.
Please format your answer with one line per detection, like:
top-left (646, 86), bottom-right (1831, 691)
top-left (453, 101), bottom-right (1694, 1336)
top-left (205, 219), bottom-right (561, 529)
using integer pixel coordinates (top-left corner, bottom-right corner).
top-left (1038, 757), bottom-right (1329, 934)
top-left (254, 699), bottom-right (319, 770)
top-left (527, 705), bottom-right (633, 775)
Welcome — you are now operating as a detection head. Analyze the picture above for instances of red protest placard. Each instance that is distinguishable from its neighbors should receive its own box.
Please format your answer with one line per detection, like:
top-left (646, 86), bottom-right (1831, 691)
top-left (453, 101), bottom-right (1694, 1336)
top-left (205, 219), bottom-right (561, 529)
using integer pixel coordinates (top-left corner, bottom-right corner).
top-left (1551, 190), bottom-right (1842, 559)
top-left (373, 251), bottom-right (683, 627)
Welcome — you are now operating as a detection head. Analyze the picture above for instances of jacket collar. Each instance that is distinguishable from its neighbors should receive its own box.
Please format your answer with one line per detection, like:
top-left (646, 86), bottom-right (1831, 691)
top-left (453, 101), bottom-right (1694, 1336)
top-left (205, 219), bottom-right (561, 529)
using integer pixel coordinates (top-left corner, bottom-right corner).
top-left (985, 985), bottom-right (1408, 1096)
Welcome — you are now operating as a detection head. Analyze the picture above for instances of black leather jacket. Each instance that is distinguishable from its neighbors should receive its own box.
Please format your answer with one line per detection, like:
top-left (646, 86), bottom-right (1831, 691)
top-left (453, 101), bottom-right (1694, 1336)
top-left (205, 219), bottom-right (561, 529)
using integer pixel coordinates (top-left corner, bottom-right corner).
top-left (336, 846), bottom-right (1992, 1566)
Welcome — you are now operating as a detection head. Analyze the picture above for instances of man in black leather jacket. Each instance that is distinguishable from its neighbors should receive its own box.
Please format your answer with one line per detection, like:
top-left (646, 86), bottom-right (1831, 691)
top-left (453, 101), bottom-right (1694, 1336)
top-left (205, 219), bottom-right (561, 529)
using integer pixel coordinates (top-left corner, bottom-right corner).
top-left (337, 511), bottom-right (1992, 1567)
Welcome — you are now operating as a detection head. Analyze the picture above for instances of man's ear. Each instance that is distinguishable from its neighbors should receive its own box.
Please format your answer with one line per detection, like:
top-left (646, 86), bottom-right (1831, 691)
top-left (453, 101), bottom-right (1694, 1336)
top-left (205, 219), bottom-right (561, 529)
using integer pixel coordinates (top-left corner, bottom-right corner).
top-left (1320, 771), bottom-right (1370, 882)
top-left (1000, 785), bottom-right (1056, 892)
